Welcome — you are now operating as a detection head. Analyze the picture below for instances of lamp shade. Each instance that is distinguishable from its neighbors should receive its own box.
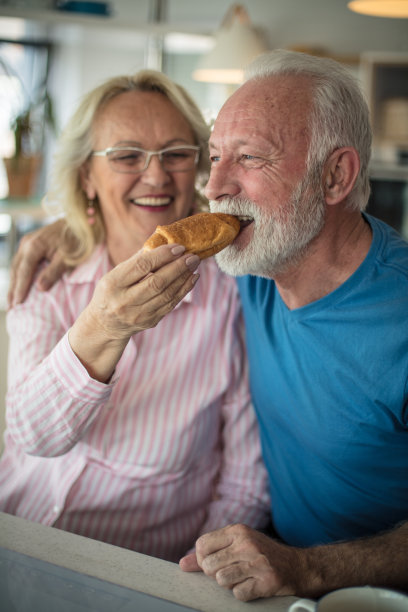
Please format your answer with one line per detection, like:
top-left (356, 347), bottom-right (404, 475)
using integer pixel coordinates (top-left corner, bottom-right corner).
top-left (193, 5), bottom-right (268, 84)
top-left (348, 0), bottom-right (408, 17)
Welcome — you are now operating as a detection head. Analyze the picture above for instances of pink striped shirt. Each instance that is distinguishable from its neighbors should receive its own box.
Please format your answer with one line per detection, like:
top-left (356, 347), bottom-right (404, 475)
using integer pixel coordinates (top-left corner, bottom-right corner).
top-left (0, 244), bottom-right (270, 561)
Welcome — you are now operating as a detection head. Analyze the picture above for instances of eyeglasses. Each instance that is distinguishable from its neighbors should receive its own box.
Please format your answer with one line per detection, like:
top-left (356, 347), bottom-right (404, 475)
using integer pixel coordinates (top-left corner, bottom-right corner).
top-left (92, 145), bottom-right (200, 174)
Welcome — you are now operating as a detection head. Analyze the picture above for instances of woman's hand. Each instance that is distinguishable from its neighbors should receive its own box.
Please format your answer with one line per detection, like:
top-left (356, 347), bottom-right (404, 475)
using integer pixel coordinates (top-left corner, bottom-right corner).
top-left (68, 244), bottom-right (200, 382)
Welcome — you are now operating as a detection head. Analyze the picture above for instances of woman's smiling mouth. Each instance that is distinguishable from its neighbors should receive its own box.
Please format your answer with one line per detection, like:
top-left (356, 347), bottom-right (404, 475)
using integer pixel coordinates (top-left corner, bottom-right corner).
top-left (131, 196), bottom-right (173, 207)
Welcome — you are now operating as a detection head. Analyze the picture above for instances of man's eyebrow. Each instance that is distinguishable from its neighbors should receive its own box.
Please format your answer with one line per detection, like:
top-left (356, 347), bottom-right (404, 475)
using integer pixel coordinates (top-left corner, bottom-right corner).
top-left (209, 138), bottom-right (249, 150)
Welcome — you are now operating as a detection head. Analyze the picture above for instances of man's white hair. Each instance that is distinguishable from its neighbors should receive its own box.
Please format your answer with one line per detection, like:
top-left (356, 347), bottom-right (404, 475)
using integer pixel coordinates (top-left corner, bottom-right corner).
top-left (245, 49), bottom-right (372, 211)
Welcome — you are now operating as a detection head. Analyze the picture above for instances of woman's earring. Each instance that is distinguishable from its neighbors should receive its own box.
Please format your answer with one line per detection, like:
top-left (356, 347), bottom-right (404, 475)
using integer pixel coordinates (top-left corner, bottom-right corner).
top-left (87, 200), bottom-right (96, 225)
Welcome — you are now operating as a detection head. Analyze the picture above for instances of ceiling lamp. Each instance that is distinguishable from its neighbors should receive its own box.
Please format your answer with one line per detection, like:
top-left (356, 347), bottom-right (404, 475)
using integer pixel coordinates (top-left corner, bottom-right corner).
top-left (348, 1), bottom-right (408, 17)
top-left (192, 4), bottom-right (268, 84)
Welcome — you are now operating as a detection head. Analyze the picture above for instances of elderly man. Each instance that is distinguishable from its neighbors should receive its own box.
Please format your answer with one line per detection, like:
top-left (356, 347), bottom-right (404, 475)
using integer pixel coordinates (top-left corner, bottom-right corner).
top-left (179, 49), bottom-right (408, 601)
top-left (6, 50), bottom-right (408, 602)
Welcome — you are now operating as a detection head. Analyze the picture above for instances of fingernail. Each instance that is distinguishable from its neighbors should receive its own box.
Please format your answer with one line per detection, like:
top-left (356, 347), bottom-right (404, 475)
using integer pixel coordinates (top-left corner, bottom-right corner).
top-left (171, 245), bottom-right (185, 255)
top-left (185, 255), bottom-right (200, 271)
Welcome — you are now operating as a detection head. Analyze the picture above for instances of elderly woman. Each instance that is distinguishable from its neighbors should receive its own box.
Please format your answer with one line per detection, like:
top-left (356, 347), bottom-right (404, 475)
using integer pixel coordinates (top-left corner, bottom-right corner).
top-left (0, 70), bottom-right (269, 561)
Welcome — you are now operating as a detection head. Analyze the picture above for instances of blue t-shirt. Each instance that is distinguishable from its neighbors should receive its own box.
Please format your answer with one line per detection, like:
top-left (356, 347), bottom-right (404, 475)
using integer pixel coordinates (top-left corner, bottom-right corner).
top-left (237, 214), bottom-right (408, 546)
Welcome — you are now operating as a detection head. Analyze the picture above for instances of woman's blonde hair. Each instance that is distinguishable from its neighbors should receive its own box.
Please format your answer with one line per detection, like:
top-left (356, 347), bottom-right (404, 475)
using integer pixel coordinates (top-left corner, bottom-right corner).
top-left (46, 70), bottom-right (210, 266)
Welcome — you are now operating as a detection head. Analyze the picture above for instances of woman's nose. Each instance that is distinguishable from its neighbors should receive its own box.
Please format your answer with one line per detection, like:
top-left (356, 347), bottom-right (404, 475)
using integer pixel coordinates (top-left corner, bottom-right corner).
top-left (141, 154), bottom-right (171, 186)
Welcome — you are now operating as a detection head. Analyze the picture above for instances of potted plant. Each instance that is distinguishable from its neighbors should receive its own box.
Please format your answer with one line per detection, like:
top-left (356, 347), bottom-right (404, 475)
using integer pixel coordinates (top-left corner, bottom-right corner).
top-left (4, 90), bottom-right (56, 199)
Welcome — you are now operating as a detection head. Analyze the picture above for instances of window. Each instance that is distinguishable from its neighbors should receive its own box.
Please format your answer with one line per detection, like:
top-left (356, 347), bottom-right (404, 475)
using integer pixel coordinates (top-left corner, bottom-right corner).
top-left (0, 39), bottom-right (52, 198)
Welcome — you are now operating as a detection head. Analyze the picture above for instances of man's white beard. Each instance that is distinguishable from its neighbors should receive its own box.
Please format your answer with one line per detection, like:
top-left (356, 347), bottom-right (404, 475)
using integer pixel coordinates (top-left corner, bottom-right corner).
top-left (210, 173), bottom-right (326, 278)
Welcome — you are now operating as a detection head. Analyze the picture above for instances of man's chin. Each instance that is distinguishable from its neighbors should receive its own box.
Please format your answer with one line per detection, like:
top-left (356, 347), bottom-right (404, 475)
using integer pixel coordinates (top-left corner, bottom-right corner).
top-left (215, 243), bottom-right (283, 279)
top-left (214, 247), bottom-right (249, 277)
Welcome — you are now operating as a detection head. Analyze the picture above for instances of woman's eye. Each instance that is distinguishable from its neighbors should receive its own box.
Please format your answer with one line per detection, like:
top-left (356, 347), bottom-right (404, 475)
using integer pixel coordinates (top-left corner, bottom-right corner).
top-left (164, 152), bottom-right (188, 160)
top-left (111, 152), bottom-right (142, 163)
top-left (210, 155), bottom-right (220, 164)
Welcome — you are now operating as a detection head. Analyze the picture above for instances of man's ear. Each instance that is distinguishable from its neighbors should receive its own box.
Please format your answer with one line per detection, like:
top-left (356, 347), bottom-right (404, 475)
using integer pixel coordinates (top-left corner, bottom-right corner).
top-left (79, 162), bottom-right (96, 200)
top-left (323, 147), bottom-right (360, 206)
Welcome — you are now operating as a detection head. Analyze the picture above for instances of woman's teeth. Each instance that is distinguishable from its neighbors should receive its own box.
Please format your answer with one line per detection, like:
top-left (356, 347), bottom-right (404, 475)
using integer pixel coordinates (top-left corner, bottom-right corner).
top-left (132, 197), bottom-right (171, 206)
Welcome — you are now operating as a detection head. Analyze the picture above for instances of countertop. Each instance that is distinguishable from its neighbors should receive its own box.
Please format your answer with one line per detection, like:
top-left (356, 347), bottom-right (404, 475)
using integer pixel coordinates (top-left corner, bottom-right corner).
top-left (0, 512), bottom-right (298, 611)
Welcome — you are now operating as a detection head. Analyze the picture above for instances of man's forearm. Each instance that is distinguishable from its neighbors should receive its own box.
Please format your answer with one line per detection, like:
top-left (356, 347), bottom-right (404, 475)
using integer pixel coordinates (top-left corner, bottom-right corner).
top-left (300, 521), bottom-right (408, 598)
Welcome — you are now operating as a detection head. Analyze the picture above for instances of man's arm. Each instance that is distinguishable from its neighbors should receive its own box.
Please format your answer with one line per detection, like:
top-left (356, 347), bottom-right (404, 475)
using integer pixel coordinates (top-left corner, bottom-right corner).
top-left (180, 522), bottom-right (408, 602)
top-left (7, 219), bottom-right (68, 308)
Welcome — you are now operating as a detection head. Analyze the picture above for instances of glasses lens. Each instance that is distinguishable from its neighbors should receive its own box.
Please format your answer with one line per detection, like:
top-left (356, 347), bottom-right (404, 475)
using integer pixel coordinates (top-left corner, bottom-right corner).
top-left (161, 148), bottom-right (198, 171)
top-left (105, 147), bottom-right (199, 173)
top-left (107, 148), bottom-right (146, 173)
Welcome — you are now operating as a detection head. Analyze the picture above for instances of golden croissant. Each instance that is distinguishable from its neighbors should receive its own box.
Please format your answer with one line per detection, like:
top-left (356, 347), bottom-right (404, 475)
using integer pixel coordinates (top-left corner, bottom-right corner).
top-left (143, 212), bottom-right (240, 259)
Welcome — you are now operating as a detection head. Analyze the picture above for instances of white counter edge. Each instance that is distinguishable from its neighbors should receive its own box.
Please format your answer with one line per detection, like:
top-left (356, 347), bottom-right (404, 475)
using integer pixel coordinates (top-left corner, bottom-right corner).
top-left (0, 512), bottom-right (296, 611)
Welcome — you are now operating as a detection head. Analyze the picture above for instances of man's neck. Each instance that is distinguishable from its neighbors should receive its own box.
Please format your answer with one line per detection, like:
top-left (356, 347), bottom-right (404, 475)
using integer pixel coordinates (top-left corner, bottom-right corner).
top-left (273, 210), bottom-right (372, 310)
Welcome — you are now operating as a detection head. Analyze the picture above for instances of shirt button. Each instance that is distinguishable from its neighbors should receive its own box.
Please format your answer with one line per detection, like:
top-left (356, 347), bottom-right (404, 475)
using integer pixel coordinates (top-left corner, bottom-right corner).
top-left (53, 505), bottom-right (60, 514)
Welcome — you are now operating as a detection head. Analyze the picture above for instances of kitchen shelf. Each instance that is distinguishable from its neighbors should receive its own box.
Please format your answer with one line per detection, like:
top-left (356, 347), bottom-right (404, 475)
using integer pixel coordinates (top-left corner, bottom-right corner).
top-left (0, 5), bottom-right (212, 35)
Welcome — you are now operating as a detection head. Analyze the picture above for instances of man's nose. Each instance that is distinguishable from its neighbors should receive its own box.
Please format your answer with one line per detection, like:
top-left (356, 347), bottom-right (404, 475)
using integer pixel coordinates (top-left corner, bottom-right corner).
top-left (204, 162), bottom-right (240, 201)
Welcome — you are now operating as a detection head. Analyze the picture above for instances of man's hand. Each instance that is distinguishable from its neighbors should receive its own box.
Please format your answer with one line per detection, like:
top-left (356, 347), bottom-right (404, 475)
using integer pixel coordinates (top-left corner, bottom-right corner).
top-left (180, 522), bottom-right (408, 602)
top-left (180, 524), bottom-right (304, 601)
top-left (7, 219), bottom-right (68, 308)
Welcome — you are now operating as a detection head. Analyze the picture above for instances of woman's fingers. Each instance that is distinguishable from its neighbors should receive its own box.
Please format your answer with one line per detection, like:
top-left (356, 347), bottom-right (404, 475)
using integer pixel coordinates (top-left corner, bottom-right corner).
top-left (111, 244), bottom-right (193, 288)
top-left (108, 245), bottom-right (201, 306)
top-left (87, 245), bottom-right (201, 338)
top-left (131, 264), bottom-right (200, 328)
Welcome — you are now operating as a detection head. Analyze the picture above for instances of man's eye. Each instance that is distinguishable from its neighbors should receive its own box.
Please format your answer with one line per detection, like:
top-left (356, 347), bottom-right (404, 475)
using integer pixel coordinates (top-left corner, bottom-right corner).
top-left (210, 156), bottom-right (220, 164)
top-left (240, 154), bottom-right (264, 168)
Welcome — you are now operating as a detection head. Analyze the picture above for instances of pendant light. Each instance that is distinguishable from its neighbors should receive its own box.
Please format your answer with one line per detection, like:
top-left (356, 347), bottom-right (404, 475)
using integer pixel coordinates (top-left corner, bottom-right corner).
top-left (348, 1), bottom-right (408, 18)
top-left (192, 4), bottom-right (268, 84)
